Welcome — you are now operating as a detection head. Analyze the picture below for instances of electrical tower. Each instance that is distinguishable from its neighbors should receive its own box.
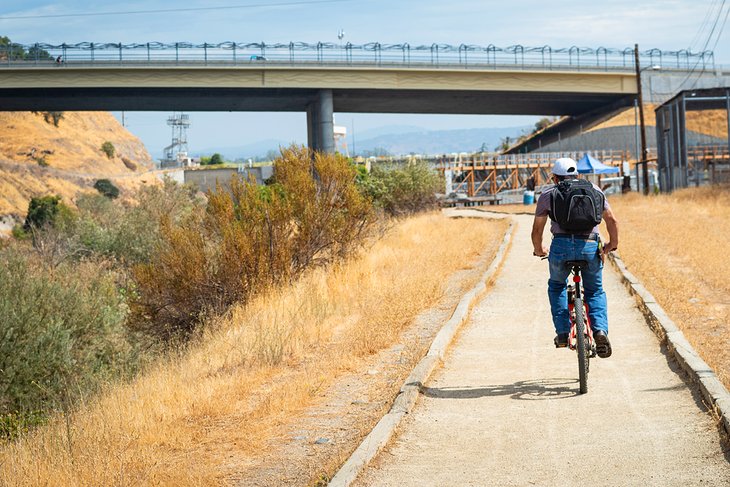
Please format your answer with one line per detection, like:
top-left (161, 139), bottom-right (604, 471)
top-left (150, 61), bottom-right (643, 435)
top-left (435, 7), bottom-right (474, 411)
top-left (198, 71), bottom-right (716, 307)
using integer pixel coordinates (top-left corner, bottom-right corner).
top-left (162, 112), bottom-right (190, 166)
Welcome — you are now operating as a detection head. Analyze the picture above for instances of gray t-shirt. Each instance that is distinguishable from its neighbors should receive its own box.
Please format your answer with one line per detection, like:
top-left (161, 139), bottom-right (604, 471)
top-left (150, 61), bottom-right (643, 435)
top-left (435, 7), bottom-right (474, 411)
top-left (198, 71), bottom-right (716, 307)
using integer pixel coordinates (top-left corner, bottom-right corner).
top-left (535, 182), bottom-right (610, 235)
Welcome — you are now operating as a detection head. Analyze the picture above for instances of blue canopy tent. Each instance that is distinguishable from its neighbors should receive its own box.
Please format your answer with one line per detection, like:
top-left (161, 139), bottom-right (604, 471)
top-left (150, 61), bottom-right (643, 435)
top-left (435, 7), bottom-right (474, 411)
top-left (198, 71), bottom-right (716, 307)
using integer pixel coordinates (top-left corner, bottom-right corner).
top-left (577, 154), bottom-right (619, 174)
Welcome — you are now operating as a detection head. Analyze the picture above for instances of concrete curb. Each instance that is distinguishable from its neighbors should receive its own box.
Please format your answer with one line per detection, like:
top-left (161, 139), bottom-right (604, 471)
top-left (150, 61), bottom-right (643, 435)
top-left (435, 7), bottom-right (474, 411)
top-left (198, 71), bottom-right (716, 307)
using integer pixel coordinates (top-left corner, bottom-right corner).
top-left (608, 252), bottom-right (730, 436)
top-left (328, 221), bottom-right (515, 487)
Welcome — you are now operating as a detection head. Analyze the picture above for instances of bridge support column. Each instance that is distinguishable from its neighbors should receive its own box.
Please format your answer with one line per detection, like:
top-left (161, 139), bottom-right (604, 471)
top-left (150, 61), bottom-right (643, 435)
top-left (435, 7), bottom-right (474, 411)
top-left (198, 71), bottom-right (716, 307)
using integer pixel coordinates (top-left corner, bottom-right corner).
top-left (306, 89), bottom-right (334, 154)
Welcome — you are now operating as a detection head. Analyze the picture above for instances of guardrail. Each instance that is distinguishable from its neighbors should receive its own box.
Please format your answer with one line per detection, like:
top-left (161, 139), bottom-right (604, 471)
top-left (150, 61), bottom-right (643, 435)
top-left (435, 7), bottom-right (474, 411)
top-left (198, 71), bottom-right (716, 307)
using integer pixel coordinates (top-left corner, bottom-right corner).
top-left (0, 42), bottom-right (716, 72)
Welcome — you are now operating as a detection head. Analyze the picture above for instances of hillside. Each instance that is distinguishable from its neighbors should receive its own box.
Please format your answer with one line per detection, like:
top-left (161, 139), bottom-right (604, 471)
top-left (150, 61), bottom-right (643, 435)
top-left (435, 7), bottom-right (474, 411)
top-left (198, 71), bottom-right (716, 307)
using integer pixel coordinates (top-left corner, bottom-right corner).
top-left (0, 111), bottom-right (156, 223)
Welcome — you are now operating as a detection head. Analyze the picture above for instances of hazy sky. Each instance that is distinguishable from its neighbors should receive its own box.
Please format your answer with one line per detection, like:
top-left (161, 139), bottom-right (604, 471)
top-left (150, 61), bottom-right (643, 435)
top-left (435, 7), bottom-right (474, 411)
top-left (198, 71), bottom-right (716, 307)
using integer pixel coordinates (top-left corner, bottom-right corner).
top-left (2, 0), bottom-right (728, 157)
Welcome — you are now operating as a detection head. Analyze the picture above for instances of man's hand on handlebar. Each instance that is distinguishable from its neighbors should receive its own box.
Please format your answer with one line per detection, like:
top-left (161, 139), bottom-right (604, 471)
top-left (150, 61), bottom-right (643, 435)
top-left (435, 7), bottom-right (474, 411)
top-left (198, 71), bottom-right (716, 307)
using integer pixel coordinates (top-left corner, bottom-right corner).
top-left (533, 246), bottom-right (549, 258)
top-left (602, 242), bottom-right (618, 254)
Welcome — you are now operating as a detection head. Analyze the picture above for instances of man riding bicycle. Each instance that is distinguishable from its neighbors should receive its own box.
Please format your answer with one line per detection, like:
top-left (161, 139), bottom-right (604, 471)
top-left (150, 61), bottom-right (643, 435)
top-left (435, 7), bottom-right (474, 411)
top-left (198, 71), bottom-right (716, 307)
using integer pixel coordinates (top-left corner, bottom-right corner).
top-left (531, 158), bottom-right (619, 358)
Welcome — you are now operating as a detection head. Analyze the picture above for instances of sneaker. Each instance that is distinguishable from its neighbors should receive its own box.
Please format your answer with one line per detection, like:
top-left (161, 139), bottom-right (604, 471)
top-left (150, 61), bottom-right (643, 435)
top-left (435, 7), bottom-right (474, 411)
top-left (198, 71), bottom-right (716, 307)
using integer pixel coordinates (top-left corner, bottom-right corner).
top-left (554, 333), bottom-right (569, 348)
top-left (594, 330), bottom-right (612, 358)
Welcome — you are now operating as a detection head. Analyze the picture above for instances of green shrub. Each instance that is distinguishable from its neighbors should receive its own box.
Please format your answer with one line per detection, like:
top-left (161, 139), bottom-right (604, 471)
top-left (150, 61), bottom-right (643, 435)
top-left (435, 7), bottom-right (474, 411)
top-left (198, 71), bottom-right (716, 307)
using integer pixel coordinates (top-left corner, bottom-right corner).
top-left (131, 146), bottom-right (374, 340)
top-left (365, 162), bottom-right (442, 216)
top-left (101, 141), bottom-right (116, 159)
top-left (93, 178), bottom-right (120, 199)
top-left (0, 247), bottom-right (135, 436)
top-left (200, 153), bottom-right (224, 165)
top-left (23, 195), bottom-right (62, 231)
top-left (71, 179), bottom-right (202, 265)
top-left (0, 182), bottom-right (200, 436)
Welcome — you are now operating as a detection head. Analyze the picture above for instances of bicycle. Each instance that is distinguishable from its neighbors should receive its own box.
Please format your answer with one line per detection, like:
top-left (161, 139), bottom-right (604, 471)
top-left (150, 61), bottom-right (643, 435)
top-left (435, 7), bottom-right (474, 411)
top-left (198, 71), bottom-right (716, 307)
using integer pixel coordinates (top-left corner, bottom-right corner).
top-left (565, 259), bottom-right (596, 394)
top-left (538, 255), bottom-right (596, 394)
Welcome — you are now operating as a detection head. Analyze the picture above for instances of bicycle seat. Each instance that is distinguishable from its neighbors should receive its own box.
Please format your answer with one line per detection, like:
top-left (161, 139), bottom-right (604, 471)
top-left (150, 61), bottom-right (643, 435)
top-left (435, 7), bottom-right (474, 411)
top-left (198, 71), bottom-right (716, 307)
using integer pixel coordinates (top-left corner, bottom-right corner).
top-left (564, 260), bottom-right (589, 270)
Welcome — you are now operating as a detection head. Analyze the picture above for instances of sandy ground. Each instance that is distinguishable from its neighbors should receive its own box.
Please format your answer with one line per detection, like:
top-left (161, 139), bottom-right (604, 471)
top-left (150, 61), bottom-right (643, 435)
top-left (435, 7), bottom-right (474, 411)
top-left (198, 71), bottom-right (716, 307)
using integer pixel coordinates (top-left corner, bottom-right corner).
top-left (356, 212), bottom-right (730, 487)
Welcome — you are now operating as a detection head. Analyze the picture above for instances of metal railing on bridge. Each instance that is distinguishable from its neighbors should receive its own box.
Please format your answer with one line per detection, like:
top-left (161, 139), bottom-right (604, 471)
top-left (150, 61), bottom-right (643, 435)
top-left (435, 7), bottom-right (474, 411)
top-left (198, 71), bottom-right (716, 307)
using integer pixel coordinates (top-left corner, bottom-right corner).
top-left (0, 41), bottom-right (715, 72)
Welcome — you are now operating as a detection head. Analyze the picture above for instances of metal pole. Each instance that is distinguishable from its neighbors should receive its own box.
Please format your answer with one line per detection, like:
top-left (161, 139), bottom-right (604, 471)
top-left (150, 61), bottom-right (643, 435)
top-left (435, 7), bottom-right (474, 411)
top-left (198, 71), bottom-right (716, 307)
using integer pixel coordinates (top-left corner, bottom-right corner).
top-left (680, 94), bottom-right (689, 188)
top-left (726, 89), bottom-right (730, 159)
top-left (635, 44), bottom-right (649, 195)
top-left (634, 98), bottom-right (640, 162)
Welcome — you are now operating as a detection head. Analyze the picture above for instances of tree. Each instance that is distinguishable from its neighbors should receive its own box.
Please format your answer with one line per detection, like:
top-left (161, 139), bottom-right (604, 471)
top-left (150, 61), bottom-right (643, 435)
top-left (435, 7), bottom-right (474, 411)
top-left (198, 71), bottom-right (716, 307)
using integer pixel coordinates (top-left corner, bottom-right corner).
top-left (209, 153), bottom-right (223, 165)
top-left (200, 153), bottom-right (224, 165)
top-left (25, 44), bottom-right (53, 61)
top-left (94, 179), bottom-right (120, 199)
top-left (533, 117), bottom-right (556, 133)
top-left (0, 36), bottom-right (52, 62)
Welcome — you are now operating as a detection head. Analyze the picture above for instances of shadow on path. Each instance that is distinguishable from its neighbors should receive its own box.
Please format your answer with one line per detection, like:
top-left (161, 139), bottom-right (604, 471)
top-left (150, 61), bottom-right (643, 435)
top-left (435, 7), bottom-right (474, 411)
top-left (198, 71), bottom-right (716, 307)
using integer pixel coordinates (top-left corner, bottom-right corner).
top-left (421, 378), bottom-right (580, 401)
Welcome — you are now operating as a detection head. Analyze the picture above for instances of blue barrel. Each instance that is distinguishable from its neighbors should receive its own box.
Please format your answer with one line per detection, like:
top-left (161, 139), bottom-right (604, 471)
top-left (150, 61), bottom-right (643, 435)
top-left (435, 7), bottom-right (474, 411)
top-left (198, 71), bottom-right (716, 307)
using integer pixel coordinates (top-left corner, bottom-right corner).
top-left (523, 190), bottom-right (535, 205)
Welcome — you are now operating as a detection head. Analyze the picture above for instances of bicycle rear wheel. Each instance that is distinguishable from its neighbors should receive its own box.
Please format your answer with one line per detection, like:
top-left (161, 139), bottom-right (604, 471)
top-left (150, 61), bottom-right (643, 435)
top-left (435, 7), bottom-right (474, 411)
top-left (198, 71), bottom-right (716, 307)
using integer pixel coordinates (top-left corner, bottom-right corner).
top-left (574, 297), bottom-right (589, 394)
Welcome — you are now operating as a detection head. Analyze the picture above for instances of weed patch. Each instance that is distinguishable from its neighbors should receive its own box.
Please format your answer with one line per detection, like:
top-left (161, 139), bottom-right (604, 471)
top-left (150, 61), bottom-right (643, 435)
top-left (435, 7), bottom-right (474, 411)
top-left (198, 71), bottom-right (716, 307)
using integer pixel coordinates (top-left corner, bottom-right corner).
top-left (0, 214), bottom-right (507, 485)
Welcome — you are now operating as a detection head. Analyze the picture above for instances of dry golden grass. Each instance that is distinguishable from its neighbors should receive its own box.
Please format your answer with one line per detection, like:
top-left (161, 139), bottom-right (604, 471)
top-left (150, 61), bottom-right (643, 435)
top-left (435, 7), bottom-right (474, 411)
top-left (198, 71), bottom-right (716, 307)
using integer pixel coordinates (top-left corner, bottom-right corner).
top-left (0, 112), bottom-right (155, 218)
top-left (685, 109), bottom-right (729, 139)
top-left (589, 104), bottom-right (658, 132)
top-left (0, 213), bottom-right (508, 486)
top-left (609, 187), bottom-right (730, 386)
top-left (589, 104), bottom-right (728, 140)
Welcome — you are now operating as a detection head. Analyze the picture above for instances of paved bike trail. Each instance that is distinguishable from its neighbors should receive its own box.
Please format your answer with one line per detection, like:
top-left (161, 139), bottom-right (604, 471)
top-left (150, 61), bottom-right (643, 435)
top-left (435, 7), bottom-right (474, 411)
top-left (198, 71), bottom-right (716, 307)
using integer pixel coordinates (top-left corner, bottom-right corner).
top-left (355, 212), bottom-right (730, 487)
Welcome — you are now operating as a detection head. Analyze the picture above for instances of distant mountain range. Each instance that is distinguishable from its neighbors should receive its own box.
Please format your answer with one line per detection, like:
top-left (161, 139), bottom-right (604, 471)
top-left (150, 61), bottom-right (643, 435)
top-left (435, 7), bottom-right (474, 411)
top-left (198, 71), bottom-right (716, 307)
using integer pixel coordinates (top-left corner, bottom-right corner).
top-left (193, 125), bottom-right (531, 159)
top-left (353, 126), bottom-right (531, 155)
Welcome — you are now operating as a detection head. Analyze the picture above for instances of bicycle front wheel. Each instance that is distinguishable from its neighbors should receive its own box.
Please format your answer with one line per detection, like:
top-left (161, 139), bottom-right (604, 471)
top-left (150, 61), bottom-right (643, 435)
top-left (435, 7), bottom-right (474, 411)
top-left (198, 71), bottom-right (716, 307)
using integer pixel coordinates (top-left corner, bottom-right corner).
top-left (574, 297), bottom-right (589, 394)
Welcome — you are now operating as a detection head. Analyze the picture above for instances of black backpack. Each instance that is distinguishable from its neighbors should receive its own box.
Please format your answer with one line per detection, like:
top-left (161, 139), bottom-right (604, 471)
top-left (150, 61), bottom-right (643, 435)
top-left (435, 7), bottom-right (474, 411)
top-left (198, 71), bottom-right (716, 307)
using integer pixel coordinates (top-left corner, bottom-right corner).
top-left (549, 179), bottom-right (605, 232)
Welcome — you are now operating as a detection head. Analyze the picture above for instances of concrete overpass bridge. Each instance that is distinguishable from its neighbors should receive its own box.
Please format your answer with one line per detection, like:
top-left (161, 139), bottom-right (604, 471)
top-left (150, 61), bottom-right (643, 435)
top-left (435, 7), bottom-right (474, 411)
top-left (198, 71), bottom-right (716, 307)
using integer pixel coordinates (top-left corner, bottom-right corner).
top-left (0, 42), bottom-right (714, 153)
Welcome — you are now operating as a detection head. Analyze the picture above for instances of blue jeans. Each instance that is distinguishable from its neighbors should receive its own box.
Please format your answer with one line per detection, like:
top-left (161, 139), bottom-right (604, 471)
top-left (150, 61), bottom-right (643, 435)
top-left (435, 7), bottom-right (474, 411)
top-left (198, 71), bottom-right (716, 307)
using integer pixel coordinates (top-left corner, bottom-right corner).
top-left (547, 237), bottom-right (608, 335)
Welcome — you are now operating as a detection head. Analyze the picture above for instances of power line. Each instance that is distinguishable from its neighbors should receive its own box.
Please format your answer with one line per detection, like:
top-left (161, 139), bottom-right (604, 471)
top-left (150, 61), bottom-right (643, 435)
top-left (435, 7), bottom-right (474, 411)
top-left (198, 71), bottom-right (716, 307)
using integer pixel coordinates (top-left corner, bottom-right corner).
top-left (690, 0), bottom-right (730, 90)
top-left (688, 0), bottom-right (720, 51)
top-left (0, 0), bottom-right (352, 21)
top-left (710, 0), bottom-right (730, 53)
top-left (667, 0), bottom-right (727, 94)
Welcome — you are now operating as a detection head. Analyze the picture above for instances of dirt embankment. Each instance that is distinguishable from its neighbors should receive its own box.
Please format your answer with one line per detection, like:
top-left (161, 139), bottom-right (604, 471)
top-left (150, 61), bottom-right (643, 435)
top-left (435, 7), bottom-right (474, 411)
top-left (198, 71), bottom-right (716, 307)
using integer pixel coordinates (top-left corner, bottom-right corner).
top-left (0, 111), bottom-right (157, 224)
top-left (589, 104), bottom-right (729, 139)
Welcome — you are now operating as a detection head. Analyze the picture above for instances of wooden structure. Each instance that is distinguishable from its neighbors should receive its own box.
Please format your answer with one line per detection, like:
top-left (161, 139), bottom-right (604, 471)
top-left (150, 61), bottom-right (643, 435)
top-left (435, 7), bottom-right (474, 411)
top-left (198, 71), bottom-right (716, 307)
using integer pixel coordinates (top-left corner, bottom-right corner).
top-left (436, 150), bottom-right (629, 197)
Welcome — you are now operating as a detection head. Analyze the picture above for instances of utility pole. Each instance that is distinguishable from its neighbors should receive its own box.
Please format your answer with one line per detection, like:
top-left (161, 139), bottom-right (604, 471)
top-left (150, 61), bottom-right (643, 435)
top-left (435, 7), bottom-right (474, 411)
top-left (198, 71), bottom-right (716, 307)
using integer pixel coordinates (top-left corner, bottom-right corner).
top-left (634, 44), bottom-right (649, 195)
